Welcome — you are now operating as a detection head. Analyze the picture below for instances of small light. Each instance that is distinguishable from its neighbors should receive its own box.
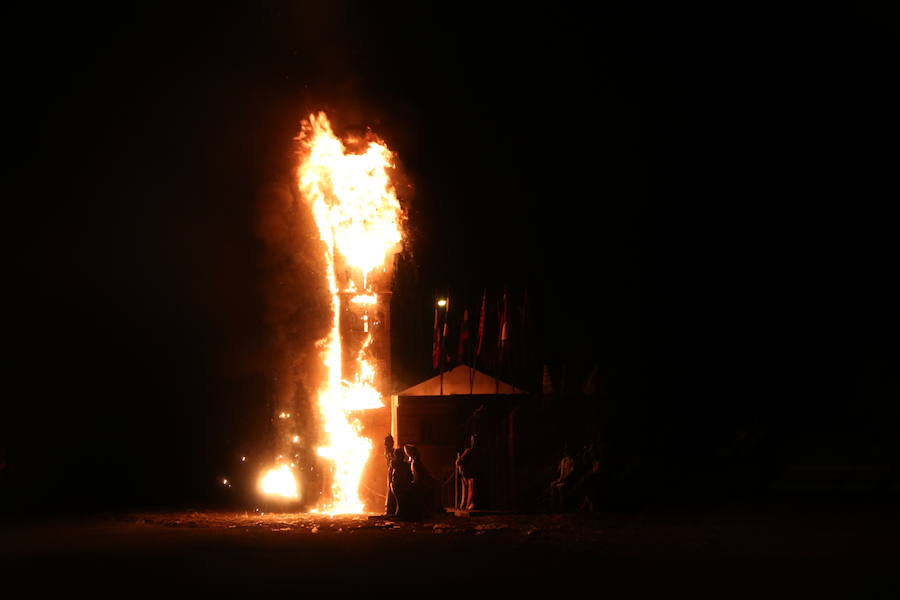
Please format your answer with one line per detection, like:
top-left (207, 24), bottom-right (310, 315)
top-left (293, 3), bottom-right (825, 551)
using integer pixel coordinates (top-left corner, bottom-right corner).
top-left (437, 299), bottom-right (447, 307)
top-left (223, 478), bottom-right (229, 485)
top-left (292, 435), bottom-right (300, 443)
top-left (241, 456), bottom-right (246, 462)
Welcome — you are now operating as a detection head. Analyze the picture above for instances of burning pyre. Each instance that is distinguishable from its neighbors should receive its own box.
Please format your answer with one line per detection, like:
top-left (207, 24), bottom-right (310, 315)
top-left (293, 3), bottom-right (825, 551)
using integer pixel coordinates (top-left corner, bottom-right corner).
top-left (259, 112), bottom-right (403, 513)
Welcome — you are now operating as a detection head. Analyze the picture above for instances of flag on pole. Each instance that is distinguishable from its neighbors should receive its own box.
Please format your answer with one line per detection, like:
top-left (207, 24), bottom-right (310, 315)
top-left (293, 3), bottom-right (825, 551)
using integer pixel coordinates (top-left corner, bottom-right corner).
top-left (542, 365), bottom-right (553, 394)
top-left (457, 308), bottom-right (470, 364)
top-left (520, 288), bottom-right (529, 372)
top-left (432, 307), bottom-right (440, 369)
top-left (476, 290), bottom-right (486, 357)
top-left (441, 295), bottom-right (451, 368)
top-left (498, 286), bottom-right (509, 351)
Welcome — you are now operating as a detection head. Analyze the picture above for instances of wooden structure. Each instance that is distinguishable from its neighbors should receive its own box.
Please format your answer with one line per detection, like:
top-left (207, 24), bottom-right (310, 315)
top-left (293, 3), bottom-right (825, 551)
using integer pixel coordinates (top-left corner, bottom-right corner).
top-left (390, 367), bottom-right (531, 509)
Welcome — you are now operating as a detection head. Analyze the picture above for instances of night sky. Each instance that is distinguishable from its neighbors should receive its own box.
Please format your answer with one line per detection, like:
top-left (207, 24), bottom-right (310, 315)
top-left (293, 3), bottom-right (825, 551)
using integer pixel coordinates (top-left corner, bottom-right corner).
top-left (4, 4), bottom-right (898, 511)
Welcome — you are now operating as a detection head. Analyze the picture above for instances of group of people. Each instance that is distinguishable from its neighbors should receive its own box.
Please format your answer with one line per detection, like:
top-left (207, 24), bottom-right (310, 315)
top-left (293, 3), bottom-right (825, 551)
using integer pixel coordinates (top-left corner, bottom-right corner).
top-left (382, 431), bottom-right (605, 515)
top-left (384, 435), bottom-right (440, 520)
top-left (549, 442), bottom-right (602, 512)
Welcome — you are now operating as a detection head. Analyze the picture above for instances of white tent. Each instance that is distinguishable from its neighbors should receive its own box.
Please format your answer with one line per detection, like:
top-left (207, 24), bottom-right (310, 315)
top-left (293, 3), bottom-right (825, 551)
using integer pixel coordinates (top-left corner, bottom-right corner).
top-left (397, 364), bottom-right (524, 396)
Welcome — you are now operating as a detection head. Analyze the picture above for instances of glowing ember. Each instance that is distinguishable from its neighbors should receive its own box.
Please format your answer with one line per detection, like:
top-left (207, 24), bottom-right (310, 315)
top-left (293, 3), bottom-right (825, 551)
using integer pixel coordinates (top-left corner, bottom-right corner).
top-left (259, 465), bottom-right (299, 499)
top-left (295, 111), bottom-right (403, 514)
top-left (350, 294), bottom-right (378, 305)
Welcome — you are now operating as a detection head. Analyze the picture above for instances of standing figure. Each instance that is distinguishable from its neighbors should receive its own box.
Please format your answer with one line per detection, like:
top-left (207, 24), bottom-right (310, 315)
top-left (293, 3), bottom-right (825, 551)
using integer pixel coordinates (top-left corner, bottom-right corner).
top-left (384, 434), bottom-right (397, 515)
top-left (456, 434), bottom-right (480, 510)
top-left (390, 447), bottom-right (413, 519)
top-left (404, 444), bottom-right (439, 518)
top-left (550, 443), bottom-right (577, 512)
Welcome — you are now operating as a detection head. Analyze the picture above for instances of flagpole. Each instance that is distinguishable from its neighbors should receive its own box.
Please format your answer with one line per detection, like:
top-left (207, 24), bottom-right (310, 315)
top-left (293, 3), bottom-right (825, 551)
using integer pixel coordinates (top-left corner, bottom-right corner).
top-left (440, 292), bottom-right (449, 395)
top-left (471, 336), bottom-right (475, 395)
top-left (470, 300), bottom-right (476, 395)
top-left (496, 290), bottom-right (501, 394)
top-left (471, 336), bottom-right (476, 396)
top-left (433, 293), bottom-right (445, 395)
top-left (458, 306), bottom-right (472, 395)
top-left (473, 289), bottom-right (486, 395)
top-left (521, 288), bottom-right (528, 392)
top-left (497, 286), bottom-right (507, 394)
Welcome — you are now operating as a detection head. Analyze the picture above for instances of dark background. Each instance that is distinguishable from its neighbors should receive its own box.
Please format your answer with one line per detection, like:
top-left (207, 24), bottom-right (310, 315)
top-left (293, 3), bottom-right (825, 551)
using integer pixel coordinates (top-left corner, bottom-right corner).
top-left (3, 3), bottom-right (897, 512)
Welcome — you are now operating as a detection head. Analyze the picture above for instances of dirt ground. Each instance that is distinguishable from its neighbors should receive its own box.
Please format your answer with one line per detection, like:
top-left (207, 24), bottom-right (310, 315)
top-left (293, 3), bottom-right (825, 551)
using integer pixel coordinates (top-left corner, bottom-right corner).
top-left (3, 501), bottom-right (899, 595)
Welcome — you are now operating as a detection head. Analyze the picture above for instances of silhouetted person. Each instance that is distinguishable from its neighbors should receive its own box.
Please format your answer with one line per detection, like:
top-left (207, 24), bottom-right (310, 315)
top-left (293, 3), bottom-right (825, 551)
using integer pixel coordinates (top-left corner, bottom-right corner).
top-left (384, 434), bottom-right (397, 515)
top-left (404, 444), bottom-right (440, 518)
top-left (573, 443), bottom-right (602, 511)
top-left (550, 443), bottom-right (577, 512)
top-left (390, 447), bottom-right (413, 519)
top-left (456, 434), bottom-right (481, 510)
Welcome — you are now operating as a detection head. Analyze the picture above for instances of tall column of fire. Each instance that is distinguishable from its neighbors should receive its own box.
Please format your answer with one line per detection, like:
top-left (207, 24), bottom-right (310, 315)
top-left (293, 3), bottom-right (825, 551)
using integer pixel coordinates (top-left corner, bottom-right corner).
top-left (260, 112), bottom-right (402, 514)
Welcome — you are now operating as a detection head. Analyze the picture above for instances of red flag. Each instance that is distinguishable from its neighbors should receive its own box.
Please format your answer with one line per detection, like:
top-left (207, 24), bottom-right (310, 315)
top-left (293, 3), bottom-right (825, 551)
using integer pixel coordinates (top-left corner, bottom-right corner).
top-left (432, 307), bottom-right (440, 369)
top-left (476, 290), bottom-right (486, 357)
top-left (441, 295), bottom-right (451, 367)
top-left (498, 287), bottom-right (509, 350)
top-left (517, 288), bottom-right (529, 378)
top-left (522, 288), bottom-right (529, 358)
top-left (457, 309), bottom-right (470, 364)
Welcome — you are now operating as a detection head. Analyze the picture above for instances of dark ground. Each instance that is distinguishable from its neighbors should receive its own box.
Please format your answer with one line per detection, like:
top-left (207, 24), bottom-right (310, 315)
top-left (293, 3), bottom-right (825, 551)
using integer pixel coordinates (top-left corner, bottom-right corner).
top-left (3, 501), bottom-right (899, 595)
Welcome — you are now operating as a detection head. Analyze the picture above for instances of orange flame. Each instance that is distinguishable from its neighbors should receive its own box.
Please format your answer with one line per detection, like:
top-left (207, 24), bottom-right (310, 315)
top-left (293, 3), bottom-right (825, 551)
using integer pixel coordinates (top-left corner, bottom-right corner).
top-left (299, 112), bottom-right (402, 275)
top-left (259, 464), bottom-right (299, 499)
top-left (261, 111), bottom-right (402, 514)
top-left (350, 294), bottom-right (378, 305)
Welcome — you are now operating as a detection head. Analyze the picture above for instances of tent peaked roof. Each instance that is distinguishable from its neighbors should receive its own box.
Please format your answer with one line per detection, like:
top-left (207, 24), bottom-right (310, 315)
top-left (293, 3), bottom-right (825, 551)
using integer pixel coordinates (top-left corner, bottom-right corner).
top-left (397, 364), bottom-right (525, 396)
